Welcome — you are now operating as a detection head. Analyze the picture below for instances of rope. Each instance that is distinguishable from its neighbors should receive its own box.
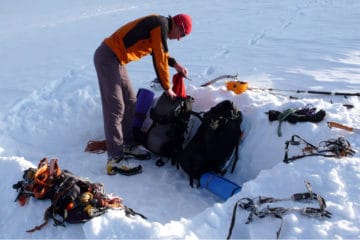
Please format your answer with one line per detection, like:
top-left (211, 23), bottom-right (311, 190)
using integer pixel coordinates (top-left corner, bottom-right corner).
top-left (84, 140), bottom-right (107, 154)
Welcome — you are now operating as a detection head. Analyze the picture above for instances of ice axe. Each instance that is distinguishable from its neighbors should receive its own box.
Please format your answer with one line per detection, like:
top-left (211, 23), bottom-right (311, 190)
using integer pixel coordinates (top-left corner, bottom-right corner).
top-left (327, 121), bottom-right (360, 134)
top-left (200, 74), bottom-right (238, 87)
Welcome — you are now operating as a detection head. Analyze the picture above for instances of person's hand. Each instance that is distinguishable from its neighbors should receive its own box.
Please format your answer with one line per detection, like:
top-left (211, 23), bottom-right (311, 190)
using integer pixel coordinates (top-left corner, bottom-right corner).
top-left (174, 62), bottom-right (188, 78)
top-left (165, 88), bottom-right (177, 100)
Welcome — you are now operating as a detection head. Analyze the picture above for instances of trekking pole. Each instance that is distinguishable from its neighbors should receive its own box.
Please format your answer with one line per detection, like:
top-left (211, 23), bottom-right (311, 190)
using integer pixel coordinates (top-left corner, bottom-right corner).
top-left (220, 80), bottom-right (360, 97)
top-left (248, 86), bottom-right (360, 97)
top-left (223, 81), bottom-right (356, 109)
top-left (327, 121), bottom-right (360, 134)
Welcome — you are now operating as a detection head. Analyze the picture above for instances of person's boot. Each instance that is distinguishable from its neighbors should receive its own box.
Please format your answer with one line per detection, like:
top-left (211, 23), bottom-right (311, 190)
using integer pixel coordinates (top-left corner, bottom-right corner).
top-left (124, 145), bottom-right (151, 160)
top-left (106, 157), bottom-right (123, 175)
top-left (106, 157), bottom-right (143, 176)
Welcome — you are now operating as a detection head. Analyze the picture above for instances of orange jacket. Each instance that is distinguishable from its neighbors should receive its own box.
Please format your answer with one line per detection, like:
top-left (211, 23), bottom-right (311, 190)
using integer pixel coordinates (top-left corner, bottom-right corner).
top-left (104, 15), bottom-right (176, 90)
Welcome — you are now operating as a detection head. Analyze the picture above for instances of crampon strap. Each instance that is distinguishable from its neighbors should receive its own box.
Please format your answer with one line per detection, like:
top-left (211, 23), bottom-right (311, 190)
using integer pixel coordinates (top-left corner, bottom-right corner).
top-left (227, 181), bottom-right (332, 240)
top-left (283, 135), bottom-right (355, 163)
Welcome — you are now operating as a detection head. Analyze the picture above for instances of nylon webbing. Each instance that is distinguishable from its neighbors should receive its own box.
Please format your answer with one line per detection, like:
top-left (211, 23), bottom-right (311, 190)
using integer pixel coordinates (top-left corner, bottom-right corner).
top-left (277, 108), bottom-right (297, 137)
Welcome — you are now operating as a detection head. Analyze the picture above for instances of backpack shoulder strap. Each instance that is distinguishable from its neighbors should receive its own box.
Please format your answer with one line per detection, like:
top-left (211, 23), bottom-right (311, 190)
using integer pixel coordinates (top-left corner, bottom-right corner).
top-left (189, 110), bottom-right (204, 122)
top-left (230, 136), bottom-right (240, 174)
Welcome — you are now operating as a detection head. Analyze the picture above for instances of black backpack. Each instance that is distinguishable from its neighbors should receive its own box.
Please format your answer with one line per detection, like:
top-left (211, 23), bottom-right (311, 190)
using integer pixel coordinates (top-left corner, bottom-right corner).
top-left (176, 100), bottom-right (243, 186)
top-left (144, 92), bottom-right (194, 164)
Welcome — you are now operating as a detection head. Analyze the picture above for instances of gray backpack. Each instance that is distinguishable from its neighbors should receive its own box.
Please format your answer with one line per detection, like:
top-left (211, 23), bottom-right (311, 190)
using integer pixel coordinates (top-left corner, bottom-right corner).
top-left (144, 93), bottom-right (194, 163)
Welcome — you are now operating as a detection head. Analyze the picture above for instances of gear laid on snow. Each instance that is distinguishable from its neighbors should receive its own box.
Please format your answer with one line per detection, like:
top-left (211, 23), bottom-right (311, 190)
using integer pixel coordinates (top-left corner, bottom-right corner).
top-left (84, 140), bottom-right (107, 154)
top-left (225, 81), bottom-right (248, 94)
top-left (200, 74), bottom-right (238, 87)
top-left (176, 100), bottom-right (243, 187)
top-left (327, 121), bottom-right (360, 134)
top-left (247, 85), bottom-right (360, 97)
top-left (267, 104), bottom-right (326, 137)
top-left (143, 92), bottom-right (194, 166)
top-left (199, 172), bottom-right (241, 200)
top-left (132, 88), bottom-right (155, 133)
top-left (13, 158), bottom-right (147, 232)
top-left (227, 181), bottom-right (332, 240)
top-left (283, 135), bottom-right (355, 163)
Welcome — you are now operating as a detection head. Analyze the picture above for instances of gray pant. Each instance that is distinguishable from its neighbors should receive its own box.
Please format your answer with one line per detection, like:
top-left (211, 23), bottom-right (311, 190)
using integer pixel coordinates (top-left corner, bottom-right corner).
top-left (94, 42), bottom-right (136, 159)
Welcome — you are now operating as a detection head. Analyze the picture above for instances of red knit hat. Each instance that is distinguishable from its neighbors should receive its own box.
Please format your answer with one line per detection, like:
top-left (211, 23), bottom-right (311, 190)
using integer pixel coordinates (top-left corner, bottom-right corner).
top-left (173, 14), bottom-right (192, 35)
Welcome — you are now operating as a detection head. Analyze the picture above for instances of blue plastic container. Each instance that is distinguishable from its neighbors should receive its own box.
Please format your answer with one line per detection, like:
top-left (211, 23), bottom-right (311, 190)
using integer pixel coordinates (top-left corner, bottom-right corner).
top-left (200, 172), bottom-right (241, 200)
top-left (132, 88), bottom-right (155, 129)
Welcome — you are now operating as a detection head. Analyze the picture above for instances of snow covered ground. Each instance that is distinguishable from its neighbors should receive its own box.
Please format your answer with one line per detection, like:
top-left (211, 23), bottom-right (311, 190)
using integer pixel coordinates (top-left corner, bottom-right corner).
top-left (0, 0), bottom-right (359, 239)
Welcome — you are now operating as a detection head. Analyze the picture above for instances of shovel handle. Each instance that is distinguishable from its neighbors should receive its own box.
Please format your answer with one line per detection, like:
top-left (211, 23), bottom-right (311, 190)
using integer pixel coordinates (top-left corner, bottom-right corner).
top-left (327, 121), bottom-right (353, 132)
